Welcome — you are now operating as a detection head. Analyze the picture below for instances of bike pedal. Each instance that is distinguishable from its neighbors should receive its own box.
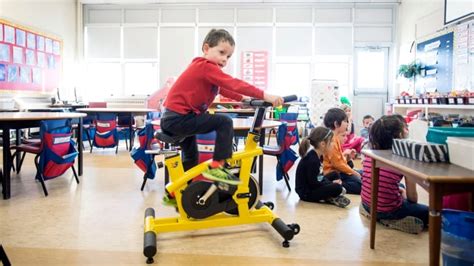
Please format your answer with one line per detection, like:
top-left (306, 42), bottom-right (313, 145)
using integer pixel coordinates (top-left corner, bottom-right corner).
top-left (215, 182), bottom-right (237, 194)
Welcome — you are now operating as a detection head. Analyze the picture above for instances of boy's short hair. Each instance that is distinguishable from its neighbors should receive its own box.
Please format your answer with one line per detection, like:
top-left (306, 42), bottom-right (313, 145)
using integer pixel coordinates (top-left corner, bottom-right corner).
top-left (202, 29), bottom-right (235, 51)
top-left (324, 108), bottom-right (348, 130)
top-left (363, 115), bottom-right (374, 121)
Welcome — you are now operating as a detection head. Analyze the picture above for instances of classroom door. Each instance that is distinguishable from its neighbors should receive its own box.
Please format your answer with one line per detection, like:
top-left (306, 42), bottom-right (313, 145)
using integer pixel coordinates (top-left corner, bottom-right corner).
top-left (352, 47), bottom-right (389, 134)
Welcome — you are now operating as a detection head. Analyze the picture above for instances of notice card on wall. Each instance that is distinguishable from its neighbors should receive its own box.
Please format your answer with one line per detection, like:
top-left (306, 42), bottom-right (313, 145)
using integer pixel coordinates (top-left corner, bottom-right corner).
top-left (0, 18), bottom-right (62, 93)
top-left (241, 51), bottom-right (268, 91)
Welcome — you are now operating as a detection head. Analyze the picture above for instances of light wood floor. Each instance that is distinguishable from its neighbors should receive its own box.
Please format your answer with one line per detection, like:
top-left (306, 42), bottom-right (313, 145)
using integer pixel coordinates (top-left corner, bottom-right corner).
top-left (0, 143), bottom-right (429, 265)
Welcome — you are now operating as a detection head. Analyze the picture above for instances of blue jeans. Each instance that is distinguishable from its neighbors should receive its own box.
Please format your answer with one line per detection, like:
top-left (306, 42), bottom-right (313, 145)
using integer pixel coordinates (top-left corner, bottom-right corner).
top-left (338, 172), bottom-right (362, 194)
top-left (363, 200), bottom-right (429, 227)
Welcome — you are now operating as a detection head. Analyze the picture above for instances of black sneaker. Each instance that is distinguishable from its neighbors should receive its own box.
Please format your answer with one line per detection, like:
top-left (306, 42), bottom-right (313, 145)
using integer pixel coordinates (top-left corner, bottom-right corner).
top-left (327, 195), bottom-right (351, 208)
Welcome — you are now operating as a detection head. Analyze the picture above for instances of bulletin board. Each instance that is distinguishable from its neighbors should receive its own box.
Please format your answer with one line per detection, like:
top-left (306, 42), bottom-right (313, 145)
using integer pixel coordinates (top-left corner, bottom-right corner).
top-left (0, 18), bottom-right (62, 93)
top-left (415, 31), bottom-right (454, 94)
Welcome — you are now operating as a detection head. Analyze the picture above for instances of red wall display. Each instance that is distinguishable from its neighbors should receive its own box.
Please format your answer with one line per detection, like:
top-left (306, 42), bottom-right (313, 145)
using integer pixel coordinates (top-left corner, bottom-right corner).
top-left (240, 51), bottom-right (268, 91)
top-left (0, 18), bottom-right (62, 93)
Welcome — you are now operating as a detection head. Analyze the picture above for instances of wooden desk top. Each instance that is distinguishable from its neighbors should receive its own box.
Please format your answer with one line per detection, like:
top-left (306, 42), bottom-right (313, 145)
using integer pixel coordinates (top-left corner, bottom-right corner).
top-left (76, 108), bottom-right (155, 113)
top-left (362, 149), bottom-right (474, 184)
top-left (0, 112), bottom-right (86, 121)
top-left (151, 118), bottom-right (280, 130)
top-left (213, 108), bottom-right (255, 113)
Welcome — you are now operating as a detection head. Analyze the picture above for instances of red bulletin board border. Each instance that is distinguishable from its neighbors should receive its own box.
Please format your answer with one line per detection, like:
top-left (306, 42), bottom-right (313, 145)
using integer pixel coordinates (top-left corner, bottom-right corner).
top-left (0, 18), bottom-right (62, 94)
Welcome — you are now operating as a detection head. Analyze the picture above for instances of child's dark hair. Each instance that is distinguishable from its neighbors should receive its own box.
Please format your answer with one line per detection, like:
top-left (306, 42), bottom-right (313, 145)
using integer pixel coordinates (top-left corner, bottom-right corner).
top-left (369, 115), bottom-right (404, 150)
top-left (202, 29), bottom-right (235, 51)
top-left (299, 126), bottom-right (333, 157)
top-left (323, 108), bottom-right (348, 130)
top-left (363, 115), bottom-right (374, 121)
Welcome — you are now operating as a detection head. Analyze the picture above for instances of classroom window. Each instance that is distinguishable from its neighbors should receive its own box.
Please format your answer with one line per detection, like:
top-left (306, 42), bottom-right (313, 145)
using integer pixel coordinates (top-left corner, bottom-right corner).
top-left (83, 63), bottom-right (121, 101)
top-left (314, 56), bottom-right (351, 97)
top-left (124, 63), bottom-right (159, 96)
top-left (273, 63), bottom-right (311, 97)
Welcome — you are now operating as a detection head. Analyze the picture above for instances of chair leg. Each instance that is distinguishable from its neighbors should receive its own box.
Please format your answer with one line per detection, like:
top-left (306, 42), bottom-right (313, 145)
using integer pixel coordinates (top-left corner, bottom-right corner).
top-left (0, 244), bottom-right (12, 266)
top-left (283, 172), bottom-right (291, 192)
top-left (10, 151), bottom-right (16, 172)
top-left (84, 128), bottom-right (92, 148)
top-left (34, 155), bottom-right (48, 197)
top-left (17, 152), bottom-right (26, 174)
top-left (141, 176), bottom-right (147, 191)
top-left (71, 165), bottom-right (79, 184)
top-left (267, 128), bottom-right (276, 145)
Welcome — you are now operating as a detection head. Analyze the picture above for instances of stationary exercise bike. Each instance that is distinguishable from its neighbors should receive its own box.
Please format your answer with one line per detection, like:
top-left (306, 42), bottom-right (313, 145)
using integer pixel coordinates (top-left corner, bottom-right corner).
top-left (143, 95), bottom-right (300, 264)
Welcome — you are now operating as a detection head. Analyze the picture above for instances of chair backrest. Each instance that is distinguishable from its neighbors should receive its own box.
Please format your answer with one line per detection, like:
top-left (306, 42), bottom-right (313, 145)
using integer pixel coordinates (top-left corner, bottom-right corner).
top-left (197, 131), bottom-right (216, 163)
top-left (279, 112), bottom-right (299, 145)
top-left (89, 102), bottom-right (107, 108)
top-left (39, 119), bottom-right (77, 180)
top-left (146, 111), bottom-right (161, 131)
top-left (131, 122), bottom-right (157, 178)
top-left (93, 112), bottom-right (118, 148)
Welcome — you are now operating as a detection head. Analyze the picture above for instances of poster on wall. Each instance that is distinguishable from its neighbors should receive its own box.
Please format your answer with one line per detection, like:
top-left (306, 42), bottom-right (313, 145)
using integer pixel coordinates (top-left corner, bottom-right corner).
top-left (0, 18), bottom-right (62, 93)
top-left (240, 51), bottom-right (268, 91)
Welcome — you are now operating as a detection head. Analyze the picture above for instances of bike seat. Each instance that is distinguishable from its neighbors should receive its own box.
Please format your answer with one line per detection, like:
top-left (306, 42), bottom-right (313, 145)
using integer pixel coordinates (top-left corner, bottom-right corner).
top-left (154, 129), bottom-right (186, 145)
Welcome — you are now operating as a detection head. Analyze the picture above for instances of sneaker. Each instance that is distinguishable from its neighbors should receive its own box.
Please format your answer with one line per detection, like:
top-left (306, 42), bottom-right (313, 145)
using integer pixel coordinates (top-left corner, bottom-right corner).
top-left (359, 202), bottom-right (370, 218)
top-left (202, 167), bottom-right (241, 185)
top-left (326, 195), bottom-right (351, 208)
top-left (162, 194), bottom-right (177, 208)
top-left (340, 187), bottom-right (347, 196)
top-left (379, 216), bottom-right (424, 234)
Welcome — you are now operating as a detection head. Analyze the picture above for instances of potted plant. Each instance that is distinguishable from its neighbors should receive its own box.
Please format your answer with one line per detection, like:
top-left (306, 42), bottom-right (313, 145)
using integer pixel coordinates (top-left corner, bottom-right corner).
top-left (398, 60), bottom-right (423, 79)
top-left (397, 60), bottom-right (424, 103)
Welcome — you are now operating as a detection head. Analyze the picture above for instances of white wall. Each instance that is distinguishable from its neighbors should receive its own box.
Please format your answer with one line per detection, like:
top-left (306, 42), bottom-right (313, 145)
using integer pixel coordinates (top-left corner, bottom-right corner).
top-left (0, 0), bottom-right (78, 97)
top-left (395, 0), bottom-right (444, 94)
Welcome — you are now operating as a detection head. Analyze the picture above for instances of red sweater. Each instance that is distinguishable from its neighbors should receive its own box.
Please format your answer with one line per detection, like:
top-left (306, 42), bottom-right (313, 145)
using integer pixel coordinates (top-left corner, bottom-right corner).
top-left (164, 57), bottom-right (265, 115)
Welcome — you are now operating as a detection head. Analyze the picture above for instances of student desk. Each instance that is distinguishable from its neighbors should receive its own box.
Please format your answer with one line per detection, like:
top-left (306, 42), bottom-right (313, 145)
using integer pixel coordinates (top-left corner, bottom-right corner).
top-left (76, 108), bottom-right (155, 151)
top-left (151, 118), bottom-right (281, 194)
top-left (362, 149), bottom-right (474, 266)
top-left (0, 112), bottom-right (86, 199)
top-left (212, 108), bottom-right (256, 118)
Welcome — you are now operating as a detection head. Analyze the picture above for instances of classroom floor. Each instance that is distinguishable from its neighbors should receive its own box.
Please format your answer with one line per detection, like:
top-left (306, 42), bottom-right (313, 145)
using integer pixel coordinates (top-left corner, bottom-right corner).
top-left (0, 143), bottom-right (429, 265)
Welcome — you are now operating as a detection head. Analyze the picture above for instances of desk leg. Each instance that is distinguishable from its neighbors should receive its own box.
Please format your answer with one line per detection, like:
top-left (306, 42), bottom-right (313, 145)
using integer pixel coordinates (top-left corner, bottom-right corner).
top-left (15, 129), bottom-right (20, 169)
top-left (429, 184), bottom-right (442, 266)
top-left (2, 130), bottom-right (11, 199)
top-left (129, 113), bottom-right (133, 151)
top-left (258, 130), bottom-right (265, 195)
top-left (370, 162), bottom-right (380, 249)
top-left (78, 117), bottom-right (83, 176)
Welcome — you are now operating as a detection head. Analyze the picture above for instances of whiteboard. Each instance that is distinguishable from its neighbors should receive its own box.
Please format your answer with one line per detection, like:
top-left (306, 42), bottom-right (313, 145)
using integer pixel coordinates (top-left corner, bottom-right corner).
top-left (445, 0), bottom-right (474, 25)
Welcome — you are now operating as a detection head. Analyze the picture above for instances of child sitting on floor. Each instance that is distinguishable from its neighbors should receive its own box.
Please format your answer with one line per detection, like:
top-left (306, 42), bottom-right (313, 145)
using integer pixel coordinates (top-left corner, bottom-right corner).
top-left (359, 114), bottom-right (374, 140)
top-left (359, 115), bottom-right (429, 234)
top-left (295, 127), bottom-right (350, 208)
top-left (322, 108), bottom-right (362, 194)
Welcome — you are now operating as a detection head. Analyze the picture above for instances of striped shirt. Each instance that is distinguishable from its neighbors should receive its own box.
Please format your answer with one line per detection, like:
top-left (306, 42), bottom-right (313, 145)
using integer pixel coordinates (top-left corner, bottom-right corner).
top-left (361, 156), bottom-right (403, 213)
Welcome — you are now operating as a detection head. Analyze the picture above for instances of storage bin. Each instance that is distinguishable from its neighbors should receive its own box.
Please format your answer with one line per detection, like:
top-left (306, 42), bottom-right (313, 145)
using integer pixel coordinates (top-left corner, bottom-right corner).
top-left (426, 127), bottom-right (474, 144)
top-left (446, 137), bottom-right (474, 170)
top-left (441, 209), bottom-right (474, 266)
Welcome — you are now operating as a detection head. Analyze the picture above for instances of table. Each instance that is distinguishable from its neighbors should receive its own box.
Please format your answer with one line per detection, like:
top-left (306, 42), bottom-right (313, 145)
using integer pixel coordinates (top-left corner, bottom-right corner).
top-left (362, 149), bottom-right (474, 266)
top-left (76, 108), bottom-right (155, 151)
top-left (0, 112), bottom-right (86, 199)
top-left (213, 108), bottom-right (256, 117)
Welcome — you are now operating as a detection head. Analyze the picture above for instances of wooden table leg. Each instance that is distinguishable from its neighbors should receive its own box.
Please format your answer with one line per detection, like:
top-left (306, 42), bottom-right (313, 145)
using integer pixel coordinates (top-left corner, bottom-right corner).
top-left (370, 161), bottom-right (380, 249)
top-left (429, 184), bottom-right (442, 266)
top-left (2, 129), bottom-right (11, 199)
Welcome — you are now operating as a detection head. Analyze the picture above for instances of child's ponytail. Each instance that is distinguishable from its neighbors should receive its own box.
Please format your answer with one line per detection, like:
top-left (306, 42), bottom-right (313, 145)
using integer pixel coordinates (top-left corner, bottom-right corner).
top-left (299, 137), bottom-right (312, 157)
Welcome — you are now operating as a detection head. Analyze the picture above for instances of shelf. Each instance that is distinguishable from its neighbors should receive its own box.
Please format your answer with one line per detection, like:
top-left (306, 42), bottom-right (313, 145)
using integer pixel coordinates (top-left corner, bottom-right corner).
top-left (393, 104), bottom-right (474, 110)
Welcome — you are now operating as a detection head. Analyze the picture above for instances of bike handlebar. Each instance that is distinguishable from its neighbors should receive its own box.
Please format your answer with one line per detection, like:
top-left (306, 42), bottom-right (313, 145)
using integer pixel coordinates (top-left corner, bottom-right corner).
top-left (244, 95), bottom-right (298, 107)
